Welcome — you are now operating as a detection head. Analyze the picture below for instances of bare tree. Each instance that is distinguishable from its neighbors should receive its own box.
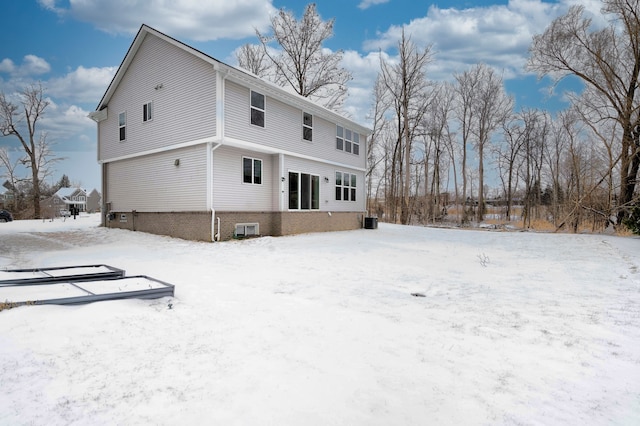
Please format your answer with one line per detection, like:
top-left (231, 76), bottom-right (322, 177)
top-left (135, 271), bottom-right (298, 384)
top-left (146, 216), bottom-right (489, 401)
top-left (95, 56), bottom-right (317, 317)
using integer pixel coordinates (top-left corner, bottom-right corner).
top-left (0, 83), bottom-right (54, 218)
top-left (527, 0), bottom-right (640, 224)
top-left (239, 3), bottom-right (352, 111)
top-left (422, 81), bottom-right (455, 222)
top-left (379, 29), bottom-right (432, 224)
top-left (496, 114), bottom-right (526, 221)
top-left (236, 43), bottom-right (271, 77)
top-left (454, 65), bottom-right (482, 223)
top-left (366, 74), bottom-right (392, 216)
top-left (469, 64), bottom-right (513, 221)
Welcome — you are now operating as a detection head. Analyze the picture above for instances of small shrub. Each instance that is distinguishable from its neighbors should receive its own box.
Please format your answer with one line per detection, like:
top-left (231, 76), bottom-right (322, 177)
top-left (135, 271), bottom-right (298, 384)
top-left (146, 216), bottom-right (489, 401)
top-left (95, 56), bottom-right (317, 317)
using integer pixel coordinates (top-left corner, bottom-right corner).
top-left (623, 202), bottom-right (640, 235)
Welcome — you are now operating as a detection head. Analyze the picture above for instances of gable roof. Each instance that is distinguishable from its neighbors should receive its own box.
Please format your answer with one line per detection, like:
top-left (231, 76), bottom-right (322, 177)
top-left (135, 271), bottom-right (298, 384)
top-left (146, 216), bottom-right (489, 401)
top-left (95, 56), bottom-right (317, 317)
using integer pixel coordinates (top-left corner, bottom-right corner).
top-left (91, 24), bottom-right (370, 135)
top-left (54, 187), bottom-right (86, 199)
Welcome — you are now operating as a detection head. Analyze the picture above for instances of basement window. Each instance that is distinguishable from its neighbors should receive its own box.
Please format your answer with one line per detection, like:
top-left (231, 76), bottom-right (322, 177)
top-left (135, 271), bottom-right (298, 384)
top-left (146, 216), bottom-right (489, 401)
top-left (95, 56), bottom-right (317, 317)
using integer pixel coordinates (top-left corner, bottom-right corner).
top-left (235, 223), bottom-right (259, 238)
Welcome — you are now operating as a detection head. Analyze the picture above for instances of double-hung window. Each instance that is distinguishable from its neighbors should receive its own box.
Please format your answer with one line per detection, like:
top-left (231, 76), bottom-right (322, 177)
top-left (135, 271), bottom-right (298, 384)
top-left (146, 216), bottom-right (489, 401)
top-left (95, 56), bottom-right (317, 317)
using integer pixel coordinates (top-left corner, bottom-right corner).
top-left (118, 112), bottom-right (126, 141)
top-left (303, 112), bottom-right (313, 141)
top-left (336, 125), bottom-right (361, 155)
top-left (250, 90), bottom-right (265, 127)
top-left (345, 129), bottom-right (352, 153)
top-left (289, 171), bottom-right (319, 210)
top-left (335, 171), bottom-right (356, 202)
top-left (353, 133), bottom-right (360, 155)
top-left (143, 102), bottom-right (152, 122)
top-left (243, 157), bottom-right (262, 184)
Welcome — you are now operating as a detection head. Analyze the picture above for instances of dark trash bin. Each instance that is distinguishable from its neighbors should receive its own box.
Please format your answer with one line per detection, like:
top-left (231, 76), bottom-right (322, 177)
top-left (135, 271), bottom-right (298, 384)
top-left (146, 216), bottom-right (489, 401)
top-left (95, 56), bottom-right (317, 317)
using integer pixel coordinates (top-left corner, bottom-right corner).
top-left (364, 217), bottom-right (378, 229)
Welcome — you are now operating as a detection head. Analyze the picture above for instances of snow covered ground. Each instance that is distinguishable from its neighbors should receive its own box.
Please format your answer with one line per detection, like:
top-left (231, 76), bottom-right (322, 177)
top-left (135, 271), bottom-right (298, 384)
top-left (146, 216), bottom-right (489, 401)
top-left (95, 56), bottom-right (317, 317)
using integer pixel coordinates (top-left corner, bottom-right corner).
top-left (0, 214), bottom-right (639, 425)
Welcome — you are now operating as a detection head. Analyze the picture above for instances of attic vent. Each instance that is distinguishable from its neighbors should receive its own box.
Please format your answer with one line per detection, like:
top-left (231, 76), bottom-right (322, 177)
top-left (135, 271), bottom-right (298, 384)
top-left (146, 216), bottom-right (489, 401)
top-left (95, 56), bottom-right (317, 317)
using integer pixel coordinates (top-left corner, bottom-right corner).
top-left (235, 223), bottom-right (259, 238)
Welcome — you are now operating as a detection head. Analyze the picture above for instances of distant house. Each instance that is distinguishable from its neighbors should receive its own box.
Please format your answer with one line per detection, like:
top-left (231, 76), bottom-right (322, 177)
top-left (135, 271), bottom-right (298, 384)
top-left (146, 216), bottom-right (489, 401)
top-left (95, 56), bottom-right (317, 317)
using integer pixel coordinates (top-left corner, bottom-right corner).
top-left (40, 187), bottom-right (100, 217)
top-left (89, 25), bottom-right (370, 241)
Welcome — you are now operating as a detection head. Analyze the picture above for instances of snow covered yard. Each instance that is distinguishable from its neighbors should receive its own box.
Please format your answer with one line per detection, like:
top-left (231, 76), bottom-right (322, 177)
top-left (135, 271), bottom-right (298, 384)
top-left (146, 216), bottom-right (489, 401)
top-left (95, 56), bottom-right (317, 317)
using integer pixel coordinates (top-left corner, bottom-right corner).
top-left (1, 215), bottom-right (639, 425)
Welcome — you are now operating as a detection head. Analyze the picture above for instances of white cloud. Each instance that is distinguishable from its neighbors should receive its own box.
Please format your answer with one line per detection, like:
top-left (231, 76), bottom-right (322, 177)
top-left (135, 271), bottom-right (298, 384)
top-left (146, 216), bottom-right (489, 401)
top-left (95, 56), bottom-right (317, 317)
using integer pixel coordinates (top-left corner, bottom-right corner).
top-left (22, 55), bottom-right (51, 75)
top-left (46, 0), bottom-right (277, 41)
top-left (0, 59), bottom-right (16, 74)
top-left (362, 0), bottom-right (567, 80)
top-left (47, 66), bottom-right (117, 104)
top-left (39, 99), bottom-right (95, 149)
top-left (0, 55), bottom-right (51, 77)
top-left (357, 0), bottom-right (390, 10)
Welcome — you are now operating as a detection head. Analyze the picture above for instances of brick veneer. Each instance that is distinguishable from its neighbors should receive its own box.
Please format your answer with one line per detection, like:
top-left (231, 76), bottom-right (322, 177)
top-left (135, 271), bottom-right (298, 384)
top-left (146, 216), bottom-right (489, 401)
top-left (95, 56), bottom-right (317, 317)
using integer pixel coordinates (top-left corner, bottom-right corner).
top-left (105, 210), bottom-right (365, 241)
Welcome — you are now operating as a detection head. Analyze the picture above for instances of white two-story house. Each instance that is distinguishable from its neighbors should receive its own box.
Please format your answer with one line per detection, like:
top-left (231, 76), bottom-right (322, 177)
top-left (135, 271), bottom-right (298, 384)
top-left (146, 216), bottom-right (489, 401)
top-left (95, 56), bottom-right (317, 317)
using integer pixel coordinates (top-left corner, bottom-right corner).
top-left (90, 25), bottom-right (370, 241)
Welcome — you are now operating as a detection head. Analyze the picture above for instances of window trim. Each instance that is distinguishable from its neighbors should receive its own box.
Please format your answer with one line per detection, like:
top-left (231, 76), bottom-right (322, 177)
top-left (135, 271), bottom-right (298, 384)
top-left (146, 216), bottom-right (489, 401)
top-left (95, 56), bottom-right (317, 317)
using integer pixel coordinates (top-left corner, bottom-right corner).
top-left (242, 156), bottom-right (263, 185)
top-left (288, 170), bottom-right (320, 210)
top-left (235, 223), bottom-right (259, 237)
top-left (143, 101), bottom-right (153, 122)
top-left (336, 125), bottom-right (361, 156)
top-left (250, 90), bottom-right (265, 128)
top-left (353, 132), bottom-right (360, 155)
top-left (335, 170), bottom-right (357, 202)
top-left (345, 129), bottom-right (352, 153)
top-left (118, 111), bottom-right (126, 142)
top-left (303, 112), bottom-right (313, 142)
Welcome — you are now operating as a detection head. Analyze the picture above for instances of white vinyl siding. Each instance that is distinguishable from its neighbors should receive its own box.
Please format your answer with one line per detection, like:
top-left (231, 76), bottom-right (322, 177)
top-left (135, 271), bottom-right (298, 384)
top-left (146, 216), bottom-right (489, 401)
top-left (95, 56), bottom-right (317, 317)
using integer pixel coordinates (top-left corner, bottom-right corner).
top-left (99, 33), bottom-right (216, 161)
top-left (212, 146), bottom-right (274, 211)
top-left (106, 145), bottom-right (208, 211)
top-left (224, 81), bottom-right (365, 170)
top-left (283, 156), bottom-right (365, 212)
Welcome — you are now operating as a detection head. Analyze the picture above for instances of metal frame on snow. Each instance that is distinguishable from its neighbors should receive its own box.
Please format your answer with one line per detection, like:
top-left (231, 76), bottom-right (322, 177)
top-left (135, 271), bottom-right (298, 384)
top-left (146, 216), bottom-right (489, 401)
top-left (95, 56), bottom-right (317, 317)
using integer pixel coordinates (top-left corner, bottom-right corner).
top-left (0, 264), bottom-right (125, 286)
top-left (0, 275), bottom-right (175, 306)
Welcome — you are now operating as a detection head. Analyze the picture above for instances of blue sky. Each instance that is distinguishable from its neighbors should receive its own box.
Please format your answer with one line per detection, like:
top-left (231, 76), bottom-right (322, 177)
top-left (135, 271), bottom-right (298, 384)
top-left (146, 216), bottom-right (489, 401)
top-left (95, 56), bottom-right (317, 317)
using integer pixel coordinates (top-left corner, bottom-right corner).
top-left (0, 0), bottom-right (597, 191)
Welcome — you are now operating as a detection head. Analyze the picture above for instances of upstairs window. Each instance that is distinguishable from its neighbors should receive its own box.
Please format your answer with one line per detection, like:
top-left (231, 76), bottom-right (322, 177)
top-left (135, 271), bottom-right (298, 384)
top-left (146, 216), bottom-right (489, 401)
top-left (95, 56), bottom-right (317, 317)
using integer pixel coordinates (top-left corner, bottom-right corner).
top-left (243, 157), bottom-right (262, 184)
top-left (250, 90), bottom-right (265, 127)
top-left (303, 112), bottom-right (313, 141)
top-left (345, 129), bottom-right (352, 153)
top-left (353, 132), bottom-right (360, 155)
top-left (118, 112), bottom-right (126, 141)
top-left (336, 126), bottom-right (360, 155)
top-left (143, 102), bottom-right (152, 122)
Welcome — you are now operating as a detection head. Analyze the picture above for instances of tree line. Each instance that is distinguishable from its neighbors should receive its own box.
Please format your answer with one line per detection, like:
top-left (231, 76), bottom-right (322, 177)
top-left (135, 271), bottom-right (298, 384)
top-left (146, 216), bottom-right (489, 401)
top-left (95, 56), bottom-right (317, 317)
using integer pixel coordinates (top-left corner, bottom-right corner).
top-left (366, 0), bottom-right (640, 232)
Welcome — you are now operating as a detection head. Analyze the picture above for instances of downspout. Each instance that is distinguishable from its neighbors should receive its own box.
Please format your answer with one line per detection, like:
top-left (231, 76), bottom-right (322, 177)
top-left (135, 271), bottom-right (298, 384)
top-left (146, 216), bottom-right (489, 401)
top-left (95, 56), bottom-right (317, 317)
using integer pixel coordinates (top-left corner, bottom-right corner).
top-left (211, 63), bottom-right (229, 241)
top-left (210, 142), bottom-right (222, 241)
top-left (88, 109), bottom-right (108, 228)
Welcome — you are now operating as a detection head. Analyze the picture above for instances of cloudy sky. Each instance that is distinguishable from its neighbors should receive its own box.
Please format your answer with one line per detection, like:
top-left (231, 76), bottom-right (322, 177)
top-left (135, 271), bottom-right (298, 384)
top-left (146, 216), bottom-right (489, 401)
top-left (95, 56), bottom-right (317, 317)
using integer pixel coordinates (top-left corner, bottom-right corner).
top-left (0, 0), bottom-right (602, 191)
